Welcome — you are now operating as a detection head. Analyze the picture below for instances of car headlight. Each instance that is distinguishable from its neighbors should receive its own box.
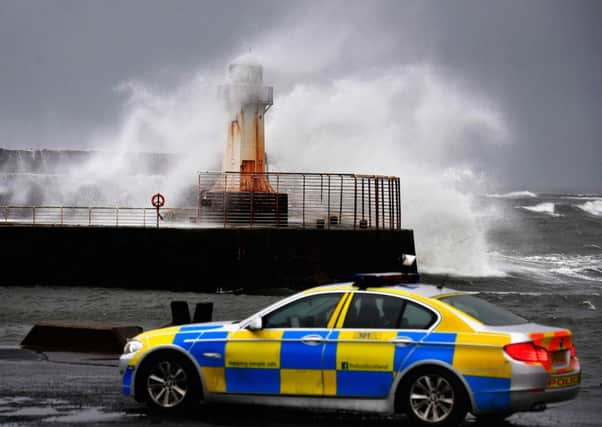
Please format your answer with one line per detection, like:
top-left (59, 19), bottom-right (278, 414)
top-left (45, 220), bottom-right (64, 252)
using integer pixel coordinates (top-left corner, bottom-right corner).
top-left (123, 339), bottom-right (144, 355)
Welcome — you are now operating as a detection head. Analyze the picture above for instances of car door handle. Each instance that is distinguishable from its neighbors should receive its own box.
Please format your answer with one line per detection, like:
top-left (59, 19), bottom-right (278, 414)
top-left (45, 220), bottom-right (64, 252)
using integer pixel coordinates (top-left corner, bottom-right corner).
top-left (301, 335), bottom-right (323, 346)
top-left (391, 337), bottom-right (414, 346)
top-left (202, 352), bottom-right (223, 359)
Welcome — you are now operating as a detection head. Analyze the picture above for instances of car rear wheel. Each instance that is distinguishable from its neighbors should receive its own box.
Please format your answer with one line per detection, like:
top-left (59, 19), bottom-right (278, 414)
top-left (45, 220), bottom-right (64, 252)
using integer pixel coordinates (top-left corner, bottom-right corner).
top-left (137, 352), bottom-right (201, 413)
top-left (401, 366), bottom-right (468, 427)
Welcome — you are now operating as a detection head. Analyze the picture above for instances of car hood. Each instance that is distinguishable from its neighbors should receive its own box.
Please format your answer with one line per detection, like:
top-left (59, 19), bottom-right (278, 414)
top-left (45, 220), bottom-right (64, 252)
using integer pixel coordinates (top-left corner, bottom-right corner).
top-left (134, 320), bottom-right (237, 341)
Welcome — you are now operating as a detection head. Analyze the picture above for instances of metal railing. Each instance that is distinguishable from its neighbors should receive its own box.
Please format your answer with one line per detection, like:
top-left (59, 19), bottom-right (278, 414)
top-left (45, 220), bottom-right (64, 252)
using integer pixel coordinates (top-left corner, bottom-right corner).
top-left (0, 206), bottom-right (200, 228)
top-left (196, 172), bottom-right (402, 230)
top-left (0, 172), bottom-right (403, 230)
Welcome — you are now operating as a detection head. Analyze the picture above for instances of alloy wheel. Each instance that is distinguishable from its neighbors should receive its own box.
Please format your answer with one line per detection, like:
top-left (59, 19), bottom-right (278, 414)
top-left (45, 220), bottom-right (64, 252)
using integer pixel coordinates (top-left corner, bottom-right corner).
top-left (409, 374), bottom-right (455, 423)
top-left (146, 360), bottom-right (189, 408)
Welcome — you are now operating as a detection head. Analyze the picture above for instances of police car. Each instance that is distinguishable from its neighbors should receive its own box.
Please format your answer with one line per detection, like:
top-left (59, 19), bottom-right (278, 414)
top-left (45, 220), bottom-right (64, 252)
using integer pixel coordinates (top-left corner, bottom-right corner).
top-left (119, 273), bottom-right (580, 426)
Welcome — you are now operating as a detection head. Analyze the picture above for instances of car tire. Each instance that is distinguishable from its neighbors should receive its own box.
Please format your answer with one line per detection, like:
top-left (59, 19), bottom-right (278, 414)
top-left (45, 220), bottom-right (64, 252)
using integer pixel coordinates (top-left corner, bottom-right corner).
top-left (137, 351), bottom-right (201, 413)
top-left (400, 366), bottom-right (468, 427)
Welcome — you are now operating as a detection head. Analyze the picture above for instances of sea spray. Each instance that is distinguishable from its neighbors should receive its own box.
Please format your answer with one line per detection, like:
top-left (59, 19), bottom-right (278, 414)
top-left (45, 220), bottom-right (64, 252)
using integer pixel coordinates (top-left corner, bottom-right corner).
top-left (1, 64), bottom-right (510, 276)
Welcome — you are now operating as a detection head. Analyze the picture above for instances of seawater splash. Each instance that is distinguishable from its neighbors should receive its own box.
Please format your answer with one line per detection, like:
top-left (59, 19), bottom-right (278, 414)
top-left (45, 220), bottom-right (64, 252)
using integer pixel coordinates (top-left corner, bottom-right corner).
top-left (1, 61), bottom-right (510, 276)
top-left (519, 202), bottom-right (561, 217)
top-left (267, 67), bottom-right (508, 276)
top-left (486, 190), bottom-right (537, 199)
top-left (576, 200), bottom-right (602, 217)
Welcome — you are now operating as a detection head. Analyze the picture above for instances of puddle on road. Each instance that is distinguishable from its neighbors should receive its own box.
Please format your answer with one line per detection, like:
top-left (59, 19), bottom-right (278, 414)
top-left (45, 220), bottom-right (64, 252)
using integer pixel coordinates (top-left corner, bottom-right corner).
top-left (0, 396), bottom-right (139, 424)
top-left (0, 397), bottom-right (33, 405)
top-left (43, 408), bottom-right (132, 423)
top-left (2, 407), bottom-right (60, 417)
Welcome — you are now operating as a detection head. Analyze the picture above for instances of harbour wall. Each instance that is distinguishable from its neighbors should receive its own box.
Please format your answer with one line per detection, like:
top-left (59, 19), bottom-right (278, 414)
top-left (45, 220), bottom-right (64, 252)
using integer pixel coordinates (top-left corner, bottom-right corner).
top-left (0, 226), bottom-right (416, 291)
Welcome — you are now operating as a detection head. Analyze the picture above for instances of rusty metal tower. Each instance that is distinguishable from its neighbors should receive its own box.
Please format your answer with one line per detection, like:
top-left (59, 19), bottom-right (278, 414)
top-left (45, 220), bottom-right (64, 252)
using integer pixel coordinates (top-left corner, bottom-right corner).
top-left (219, 59), bottom-right (274, 193)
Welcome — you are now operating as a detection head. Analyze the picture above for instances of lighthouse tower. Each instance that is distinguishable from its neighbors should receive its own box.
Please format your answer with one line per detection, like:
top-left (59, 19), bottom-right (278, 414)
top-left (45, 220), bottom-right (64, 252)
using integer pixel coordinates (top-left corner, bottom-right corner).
top-left (220, 59), bottom-right (273, 192)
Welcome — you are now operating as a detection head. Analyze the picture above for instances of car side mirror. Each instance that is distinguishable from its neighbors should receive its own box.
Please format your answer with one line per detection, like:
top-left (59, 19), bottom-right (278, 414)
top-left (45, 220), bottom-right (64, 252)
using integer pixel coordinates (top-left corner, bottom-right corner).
top-left (247, 317), bottom-right (262, 331)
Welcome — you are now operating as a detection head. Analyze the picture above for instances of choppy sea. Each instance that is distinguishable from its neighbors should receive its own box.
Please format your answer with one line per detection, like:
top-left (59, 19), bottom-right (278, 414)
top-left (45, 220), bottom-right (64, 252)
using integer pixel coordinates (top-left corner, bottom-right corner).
top-left (1, 191), bottom-right (600, 388)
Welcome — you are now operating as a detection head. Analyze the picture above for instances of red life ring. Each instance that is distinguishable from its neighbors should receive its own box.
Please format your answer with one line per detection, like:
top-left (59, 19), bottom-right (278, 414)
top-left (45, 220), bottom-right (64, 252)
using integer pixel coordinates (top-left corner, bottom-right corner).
top-left (151, 193), bottom-right (165, 208)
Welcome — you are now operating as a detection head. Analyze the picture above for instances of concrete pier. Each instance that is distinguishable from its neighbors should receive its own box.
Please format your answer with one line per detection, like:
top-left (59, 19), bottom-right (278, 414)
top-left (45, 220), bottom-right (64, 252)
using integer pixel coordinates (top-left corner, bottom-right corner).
top-left (1, 225), bottom-right (416, 290)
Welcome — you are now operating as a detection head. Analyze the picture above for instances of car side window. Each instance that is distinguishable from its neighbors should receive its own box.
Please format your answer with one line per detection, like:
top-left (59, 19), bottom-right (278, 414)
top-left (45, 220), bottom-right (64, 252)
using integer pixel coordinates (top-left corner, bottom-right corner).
top-left (400, 301), bottom-right (436, 329)
top-left (342, 293), bottom-right (405, 329)
top-left (262, 293), bottom-right (342, 329)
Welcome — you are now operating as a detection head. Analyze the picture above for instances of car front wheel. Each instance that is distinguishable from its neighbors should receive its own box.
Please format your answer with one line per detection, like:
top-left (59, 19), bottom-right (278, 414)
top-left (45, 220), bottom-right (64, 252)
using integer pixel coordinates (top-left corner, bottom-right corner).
top-left (137, 352), bottom-right (201, 413)
top-left (401, 367), bottom-right (468, 427)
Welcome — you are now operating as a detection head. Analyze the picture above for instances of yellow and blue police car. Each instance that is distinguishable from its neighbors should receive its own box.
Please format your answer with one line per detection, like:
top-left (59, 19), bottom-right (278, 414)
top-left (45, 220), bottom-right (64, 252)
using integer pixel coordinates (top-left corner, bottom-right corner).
top-left (119, 273), bottom-right (580, 426)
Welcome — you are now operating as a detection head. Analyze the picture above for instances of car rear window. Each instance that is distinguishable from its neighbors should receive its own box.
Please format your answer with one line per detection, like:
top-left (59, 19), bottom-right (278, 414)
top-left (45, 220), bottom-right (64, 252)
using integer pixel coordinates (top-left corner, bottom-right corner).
top-left (438, 294), bottom-right (528, 326)
top-left (342, 293), bottom-right (436, 330)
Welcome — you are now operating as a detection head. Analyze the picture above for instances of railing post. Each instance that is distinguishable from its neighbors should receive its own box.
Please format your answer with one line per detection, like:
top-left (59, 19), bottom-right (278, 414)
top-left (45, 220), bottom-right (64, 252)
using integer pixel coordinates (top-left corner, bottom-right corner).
top-left (320, 174), bottom-right (323, 203)
top-left (375, 178), bottom-right (379, 229)
top-left (249, 175), bottom-right (257, 227)
top-left (353, 176), bottom-right (357, 230)
top-left (361, 178), bottom-right (365, 222)
top-left (276, 174), bottom-right (280, 227)
top-left (197, 173), bottom-right (201, 223)
top-left (388, 179), bottom-right (393, 229)
top-left (397, 177), bottom-right (402, 229)
top-left (327, 175), bottom-right (331, 229)
top-left (339, 175), bottom-right (343, 224)
top-left (223, 174), bottom-right (228, 228)
top-left (302, 174), bottom-right (306, 228)
top-left (381, 178), bottom-right (385, 229)
top-left (368, 179), bottom-right (372, 228)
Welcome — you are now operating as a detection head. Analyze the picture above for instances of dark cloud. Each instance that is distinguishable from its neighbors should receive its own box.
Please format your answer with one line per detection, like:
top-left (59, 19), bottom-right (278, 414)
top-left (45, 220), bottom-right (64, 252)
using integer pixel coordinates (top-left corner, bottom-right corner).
top-left (0, 0), bottom-right (289, 144)
top-left (0, 0), bottom-right (599, 192)
top-left (421, 0), bottom-right (602, 192)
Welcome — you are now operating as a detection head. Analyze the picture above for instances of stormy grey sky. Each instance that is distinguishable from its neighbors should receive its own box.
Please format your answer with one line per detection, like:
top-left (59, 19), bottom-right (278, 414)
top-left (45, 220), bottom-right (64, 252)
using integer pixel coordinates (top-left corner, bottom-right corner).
top-left (0, 0), bottom-right (600, 193)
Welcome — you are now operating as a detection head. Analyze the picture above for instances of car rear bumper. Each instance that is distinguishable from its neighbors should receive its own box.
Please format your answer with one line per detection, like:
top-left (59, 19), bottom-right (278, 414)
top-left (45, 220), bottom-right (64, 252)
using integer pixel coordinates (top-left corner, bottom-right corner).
top-left (509, 385), bottom-right (580, 412)
top-left (470, 358), bottom-right (581, 415)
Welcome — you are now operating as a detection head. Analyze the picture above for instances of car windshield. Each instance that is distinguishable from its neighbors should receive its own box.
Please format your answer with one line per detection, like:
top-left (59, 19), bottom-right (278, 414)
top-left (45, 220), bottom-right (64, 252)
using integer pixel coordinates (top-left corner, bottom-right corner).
top-left (438, 294), bottom-right (528, 326)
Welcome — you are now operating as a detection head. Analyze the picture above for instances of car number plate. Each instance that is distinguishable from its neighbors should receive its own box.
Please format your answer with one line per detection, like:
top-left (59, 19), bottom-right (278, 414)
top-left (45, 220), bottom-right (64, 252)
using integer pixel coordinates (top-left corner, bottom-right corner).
top-left (551, 350), bottom-right (568, 366)
top-left (547, 373), bottom-right (580, 388)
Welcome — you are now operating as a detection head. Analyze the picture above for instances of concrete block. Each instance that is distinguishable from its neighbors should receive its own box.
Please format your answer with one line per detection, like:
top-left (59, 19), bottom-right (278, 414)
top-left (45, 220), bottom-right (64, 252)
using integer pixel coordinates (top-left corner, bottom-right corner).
top-left (20, 322), bottom-right (143, 354)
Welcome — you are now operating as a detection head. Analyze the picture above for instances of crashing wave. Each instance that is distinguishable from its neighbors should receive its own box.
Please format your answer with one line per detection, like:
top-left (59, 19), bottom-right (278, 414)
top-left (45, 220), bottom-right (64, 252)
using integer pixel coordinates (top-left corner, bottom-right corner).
top-left (500, 253), bottom-right (602, 284)
top-left (579, 300), bottom-right (597, 311)
top-left (519, 202), bottom-right (561, 217)
top-left (486, 191), bottom-right (537, 199)
top-left (575, 200), bottom-right (602, 217)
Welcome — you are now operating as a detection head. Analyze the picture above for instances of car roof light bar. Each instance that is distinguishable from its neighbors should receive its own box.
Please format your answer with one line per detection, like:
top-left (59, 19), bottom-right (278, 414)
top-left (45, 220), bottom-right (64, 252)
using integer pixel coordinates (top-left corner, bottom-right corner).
top-left (352, 272), bottom-right (420, 290)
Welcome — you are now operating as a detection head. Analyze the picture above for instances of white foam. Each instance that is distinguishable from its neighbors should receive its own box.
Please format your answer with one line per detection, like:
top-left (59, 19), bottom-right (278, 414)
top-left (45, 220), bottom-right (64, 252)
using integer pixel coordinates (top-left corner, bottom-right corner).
top-left (519, 202), bottom-right (561, 216)
top-left (579, 300), bottom-right (597, 310)
top-left (498, 253), bottom-right (602, 284)
top-left (560, 195), bottom-right (602, 200)
top-left (481, 291), bottom-right (543, 296)
top-left (486, 191), bottom-right (537, 199)
top-left (575, 200), bottom-right (602, 217)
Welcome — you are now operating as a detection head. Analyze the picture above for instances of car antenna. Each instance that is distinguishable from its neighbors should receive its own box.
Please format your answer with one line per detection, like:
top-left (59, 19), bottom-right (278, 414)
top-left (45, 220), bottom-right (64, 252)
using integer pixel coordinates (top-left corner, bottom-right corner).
top-left (437, 274), bottom-right (449, 290)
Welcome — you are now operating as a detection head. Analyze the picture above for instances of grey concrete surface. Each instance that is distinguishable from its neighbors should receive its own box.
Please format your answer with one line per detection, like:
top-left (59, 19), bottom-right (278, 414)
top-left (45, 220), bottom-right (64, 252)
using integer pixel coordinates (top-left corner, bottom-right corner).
top-left (0, 350), bottom-right (600, 426)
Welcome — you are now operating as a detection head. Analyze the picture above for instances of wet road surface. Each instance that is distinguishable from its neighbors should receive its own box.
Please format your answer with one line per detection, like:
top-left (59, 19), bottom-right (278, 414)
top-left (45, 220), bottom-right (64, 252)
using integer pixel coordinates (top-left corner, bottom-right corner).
top-left (0, 349), bottom-right (600, 426)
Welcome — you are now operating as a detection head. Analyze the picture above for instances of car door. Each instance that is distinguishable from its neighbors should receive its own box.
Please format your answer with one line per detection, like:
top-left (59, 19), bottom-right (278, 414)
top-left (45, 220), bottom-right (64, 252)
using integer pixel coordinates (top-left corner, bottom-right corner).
top-left (331, 292), bottom-right (437, 397)
top-left (223, 292), bottom-right (345, 395)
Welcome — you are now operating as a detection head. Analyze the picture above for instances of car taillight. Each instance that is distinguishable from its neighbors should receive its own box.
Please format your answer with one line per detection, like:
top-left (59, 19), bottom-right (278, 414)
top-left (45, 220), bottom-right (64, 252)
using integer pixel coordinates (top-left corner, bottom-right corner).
top-left (504, 342), bottom-right (549, 364)
top-left (570, 346), bottom-right (576, 358)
